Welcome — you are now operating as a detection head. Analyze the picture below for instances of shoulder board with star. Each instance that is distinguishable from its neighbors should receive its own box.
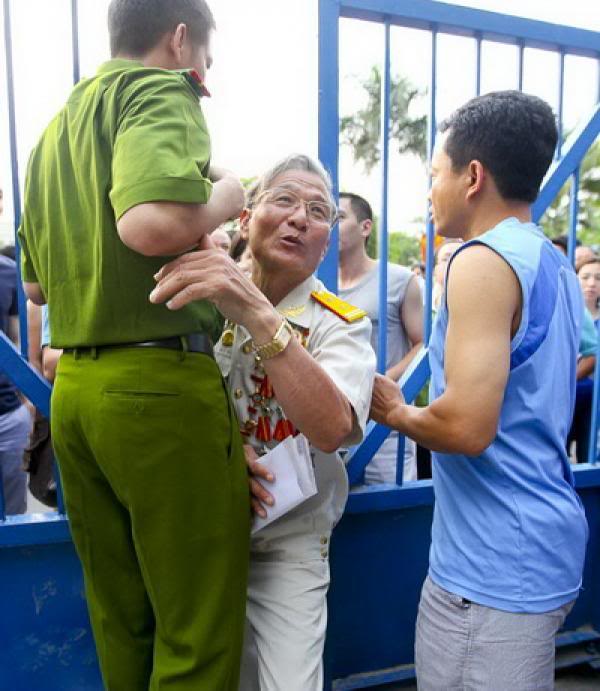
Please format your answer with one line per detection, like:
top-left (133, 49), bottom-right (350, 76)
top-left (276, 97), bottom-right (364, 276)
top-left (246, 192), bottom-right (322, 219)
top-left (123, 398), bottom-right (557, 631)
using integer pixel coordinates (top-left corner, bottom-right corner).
top-left (310, 291), bottom-right (367, 323)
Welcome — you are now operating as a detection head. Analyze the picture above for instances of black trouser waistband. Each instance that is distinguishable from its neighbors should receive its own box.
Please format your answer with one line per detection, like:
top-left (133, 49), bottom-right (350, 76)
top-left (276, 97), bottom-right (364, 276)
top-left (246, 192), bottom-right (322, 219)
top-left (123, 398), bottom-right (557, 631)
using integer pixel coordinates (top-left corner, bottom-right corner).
top-left (63, 334), bottom-right (213, 357)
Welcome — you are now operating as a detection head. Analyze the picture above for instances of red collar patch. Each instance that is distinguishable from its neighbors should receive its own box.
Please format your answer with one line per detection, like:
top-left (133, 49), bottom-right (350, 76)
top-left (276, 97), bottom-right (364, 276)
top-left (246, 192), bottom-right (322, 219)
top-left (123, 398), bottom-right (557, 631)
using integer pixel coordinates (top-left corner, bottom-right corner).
top-left (188, 69), bottom-right (211, 98)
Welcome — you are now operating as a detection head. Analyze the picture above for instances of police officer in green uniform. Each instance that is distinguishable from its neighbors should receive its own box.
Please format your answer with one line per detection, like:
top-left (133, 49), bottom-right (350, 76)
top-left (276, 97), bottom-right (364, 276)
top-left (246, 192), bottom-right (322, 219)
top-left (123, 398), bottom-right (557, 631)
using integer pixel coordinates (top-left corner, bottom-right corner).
top-left (18, 2), bottom-right (249, 690)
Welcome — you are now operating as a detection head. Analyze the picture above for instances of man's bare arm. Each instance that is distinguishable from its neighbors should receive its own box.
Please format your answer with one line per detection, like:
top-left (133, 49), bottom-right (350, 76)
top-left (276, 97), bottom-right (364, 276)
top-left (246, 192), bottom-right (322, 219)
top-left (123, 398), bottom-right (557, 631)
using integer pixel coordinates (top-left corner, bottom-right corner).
top-left (24, 282), bottom-right (46, 305)
top-left (117, 170), bottom-right (244, 257)
top-left (577, 355), bottom-right (595, 380)
top-left (386, 275), bottom-right (424, 381)
top-left (371, 246), bottom-right (520, 455)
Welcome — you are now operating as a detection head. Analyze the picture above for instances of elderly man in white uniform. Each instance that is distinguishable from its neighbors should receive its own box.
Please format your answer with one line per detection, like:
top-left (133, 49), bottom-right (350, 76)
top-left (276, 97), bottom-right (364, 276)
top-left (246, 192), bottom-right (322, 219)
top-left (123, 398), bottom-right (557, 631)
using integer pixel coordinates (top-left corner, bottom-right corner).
top-left (150, 154), bottom-right (376, 691)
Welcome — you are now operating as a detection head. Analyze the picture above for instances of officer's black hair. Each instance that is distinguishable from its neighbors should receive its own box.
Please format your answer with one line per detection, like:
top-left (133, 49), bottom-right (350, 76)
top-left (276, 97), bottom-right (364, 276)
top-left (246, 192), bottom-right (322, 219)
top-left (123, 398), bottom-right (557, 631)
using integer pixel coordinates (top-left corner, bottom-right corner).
top-left (108, 0), bottom-right (215, 57)
top-left (438, 90), bottom-right (557, 204)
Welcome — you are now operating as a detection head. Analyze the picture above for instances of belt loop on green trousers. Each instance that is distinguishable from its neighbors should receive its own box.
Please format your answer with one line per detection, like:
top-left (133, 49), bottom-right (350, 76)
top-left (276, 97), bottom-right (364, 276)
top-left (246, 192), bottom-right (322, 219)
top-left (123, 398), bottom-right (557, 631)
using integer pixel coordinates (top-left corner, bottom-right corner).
top-left (179, 335), bottom-right (189, 362)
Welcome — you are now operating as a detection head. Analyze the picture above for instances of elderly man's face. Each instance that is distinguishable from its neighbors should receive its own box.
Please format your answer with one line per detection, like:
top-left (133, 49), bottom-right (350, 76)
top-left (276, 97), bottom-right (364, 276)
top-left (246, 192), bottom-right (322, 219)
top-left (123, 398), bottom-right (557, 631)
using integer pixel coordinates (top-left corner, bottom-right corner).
top-left (246, 169), bottom-right (332, 281)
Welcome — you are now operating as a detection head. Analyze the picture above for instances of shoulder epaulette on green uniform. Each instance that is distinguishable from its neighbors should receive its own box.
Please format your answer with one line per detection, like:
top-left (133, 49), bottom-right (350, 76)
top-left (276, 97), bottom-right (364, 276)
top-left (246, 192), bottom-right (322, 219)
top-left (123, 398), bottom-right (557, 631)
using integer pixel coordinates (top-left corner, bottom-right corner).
top-left (310, 291), bottom-right (367, 323)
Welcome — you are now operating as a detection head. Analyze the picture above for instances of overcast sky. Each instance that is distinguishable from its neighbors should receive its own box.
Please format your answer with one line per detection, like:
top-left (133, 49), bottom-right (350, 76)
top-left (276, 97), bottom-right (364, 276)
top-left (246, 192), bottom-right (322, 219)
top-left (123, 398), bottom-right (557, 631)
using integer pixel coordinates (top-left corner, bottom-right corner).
top-left (0, 0), bottom-right (598, 242)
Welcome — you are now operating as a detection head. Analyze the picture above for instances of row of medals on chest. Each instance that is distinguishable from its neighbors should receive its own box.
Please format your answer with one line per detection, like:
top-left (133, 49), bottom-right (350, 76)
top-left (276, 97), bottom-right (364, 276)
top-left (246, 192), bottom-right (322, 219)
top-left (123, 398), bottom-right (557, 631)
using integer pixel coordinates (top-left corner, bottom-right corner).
top-left (221, 315), bottom-right (309, 443)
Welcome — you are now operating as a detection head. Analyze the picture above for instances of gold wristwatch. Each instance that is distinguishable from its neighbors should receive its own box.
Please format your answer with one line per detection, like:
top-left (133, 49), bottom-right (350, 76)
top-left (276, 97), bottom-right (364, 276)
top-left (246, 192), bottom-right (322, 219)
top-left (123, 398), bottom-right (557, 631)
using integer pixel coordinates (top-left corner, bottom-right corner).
top-left (254, 319), bottom-right (293, 361)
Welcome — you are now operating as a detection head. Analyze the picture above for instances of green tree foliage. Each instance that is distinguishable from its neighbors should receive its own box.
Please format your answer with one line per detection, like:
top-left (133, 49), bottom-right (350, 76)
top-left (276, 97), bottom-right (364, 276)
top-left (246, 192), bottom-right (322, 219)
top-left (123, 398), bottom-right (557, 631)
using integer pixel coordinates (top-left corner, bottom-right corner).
top-left (340, 66), bottom-right (427, 172)
top-left (542, 139), bottom-right (600, 246)
top-left (366, 219), bottom-right (421, 267)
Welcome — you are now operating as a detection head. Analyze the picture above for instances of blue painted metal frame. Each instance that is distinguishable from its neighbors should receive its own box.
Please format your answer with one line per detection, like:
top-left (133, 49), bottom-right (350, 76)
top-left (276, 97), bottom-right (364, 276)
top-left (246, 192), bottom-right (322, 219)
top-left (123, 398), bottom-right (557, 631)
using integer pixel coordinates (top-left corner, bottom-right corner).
top-left (3, 0), bottom-right (27, 359)
top-left (338, 0), bottom-right (600, 57)
top-left (532, 105), bottom-right (600, 222)
top-left (376, 21), bottom-right (391, 374)
top-left (556, 50), bottom-right (565, 159)
top-left (317, 0), bottom-right (340, 292)
top-left (567, 167), bottom-right (579, 267)
top-left (423, 29), bottom-right (437, 344)
top-left (71, 0), bottom-right (80, 85)
top-left (346, 347), bottom-right (430, 485)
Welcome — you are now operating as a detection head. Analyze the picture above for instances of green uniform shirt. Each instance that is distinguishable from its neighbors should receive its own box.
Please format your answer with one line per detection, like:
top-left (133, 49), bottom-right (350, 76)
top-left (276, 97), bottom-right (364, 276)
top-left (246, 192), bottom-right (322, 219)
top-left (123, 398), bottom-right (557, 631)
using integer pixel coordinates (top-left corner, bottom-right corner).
top-left (18, 58), bottom-right (222, 347)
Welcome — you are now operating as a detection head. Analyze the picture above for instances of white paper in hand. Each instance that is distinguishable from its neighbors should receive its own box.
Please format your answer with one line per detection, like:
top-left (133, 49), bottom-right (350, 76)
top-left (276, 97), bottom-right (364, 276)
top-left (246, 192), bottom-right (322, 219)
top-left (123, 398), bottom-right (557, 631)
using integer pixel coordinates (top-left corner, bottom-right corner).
top-left (251, 434), bottom-right (317, 534)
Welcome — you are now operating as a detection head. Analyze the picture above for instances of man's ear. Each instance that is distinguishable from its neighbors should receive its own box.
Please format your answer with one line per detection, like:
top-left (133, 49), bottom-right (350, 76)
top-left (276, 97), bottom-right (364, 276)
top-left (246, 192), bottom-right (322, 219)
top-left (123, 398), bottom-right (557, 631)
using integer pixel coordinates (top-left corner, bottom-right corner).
top-left (362, 219), bottom-right (373, 242)
top-left (466, 160), bottom-right (485, 201)
top-left (320, 235), bottom-right (331, 262)
top-left (169, 23), bottom-right (188, 65)
top-left (239, 208), bottom-right (251, 240)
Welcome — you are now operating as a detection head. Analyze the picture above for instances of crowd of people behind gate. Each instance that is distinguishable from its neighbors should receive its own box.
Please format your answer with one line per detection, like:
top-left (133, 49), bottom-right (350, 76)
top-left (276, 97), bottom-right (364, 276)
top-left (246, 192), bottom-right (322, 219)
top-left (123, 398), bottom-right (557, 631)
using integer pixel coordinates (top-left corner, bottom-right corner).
top-left (0, 0), bottom-right (594, 690)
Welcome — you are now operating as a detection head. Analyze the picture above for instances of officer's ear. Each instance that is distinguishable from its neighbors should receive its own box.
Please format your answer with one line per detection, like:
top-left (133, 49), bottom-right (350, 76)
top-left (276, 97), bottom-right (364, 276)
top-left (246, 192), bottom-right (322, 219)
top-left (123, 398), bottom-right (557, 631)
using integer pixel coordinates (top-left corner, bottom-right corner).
top-left (170, 23), bottom-right (188, 65)
top-left (239, 209), bottom-right (251, 241)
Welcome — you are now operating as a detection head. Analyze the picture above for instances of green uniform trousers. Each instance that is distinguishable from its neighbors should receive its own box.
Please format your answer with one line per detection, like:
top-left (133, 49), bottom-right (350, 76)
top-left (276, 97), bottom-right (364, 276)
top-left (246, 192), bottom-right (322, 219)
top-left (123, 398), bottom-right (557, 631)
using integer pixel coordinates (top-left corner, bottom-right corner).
top-left (51, 347), bottom-right (250, 691)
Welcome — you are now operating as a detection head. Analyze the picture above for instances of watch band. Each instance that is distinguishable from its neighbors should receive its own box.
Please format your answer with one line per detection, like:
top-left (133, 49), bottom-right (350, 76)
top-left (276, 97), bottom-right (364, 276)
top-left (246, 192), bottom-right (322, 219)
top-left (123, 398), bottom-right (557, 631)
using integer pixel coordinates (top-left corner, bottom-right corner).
top-left (254, 319), bottom-right (293, 361)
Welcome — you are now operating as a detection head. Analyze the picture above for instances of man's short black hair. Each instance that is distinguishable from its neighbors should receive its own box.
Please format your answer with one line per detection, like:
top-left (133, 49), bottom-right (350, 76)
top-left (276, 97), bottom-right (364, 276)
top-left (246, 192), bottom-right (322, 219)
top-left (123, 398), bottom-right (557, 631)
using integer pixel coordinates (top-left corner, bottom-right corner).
top-left (340, 192), bottom-right (373, 223)
top-left (439, 91), bottom-right (557, 204)
top-left (552, 235), bottom-right (580, 252)
top-left (108, 0), bottom-right (215, 57)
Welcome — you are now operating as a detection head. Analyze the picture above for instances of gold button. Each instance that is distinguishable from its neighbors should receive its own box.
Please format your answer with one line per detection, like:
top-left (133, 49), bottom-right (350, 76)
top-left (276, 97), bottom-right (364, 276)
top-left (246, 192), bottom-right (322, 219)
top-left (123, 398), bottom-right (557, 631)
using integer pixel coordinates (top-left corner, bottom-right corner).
top-left (234, 388), bottom-right (243, 399)
top-left (242, 343), bottom-right (253, 355)
top-left (320, 550), bottom-right (328, 559)
top-left (221, 330), bottom-right (234, 347)
top-left (320, 536), bottom-right (328, 545)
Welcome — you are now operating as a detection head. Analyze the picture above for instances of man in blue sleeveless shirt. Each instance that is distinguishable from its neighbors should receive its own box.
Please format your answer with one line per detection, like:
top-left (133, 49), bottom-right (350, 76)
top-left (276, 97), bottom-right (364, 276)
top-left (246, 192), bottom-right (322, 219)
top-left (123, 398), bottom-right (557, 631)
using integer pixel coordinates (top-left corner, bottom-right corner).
top-left (371, 91), bottom-right (588, 690)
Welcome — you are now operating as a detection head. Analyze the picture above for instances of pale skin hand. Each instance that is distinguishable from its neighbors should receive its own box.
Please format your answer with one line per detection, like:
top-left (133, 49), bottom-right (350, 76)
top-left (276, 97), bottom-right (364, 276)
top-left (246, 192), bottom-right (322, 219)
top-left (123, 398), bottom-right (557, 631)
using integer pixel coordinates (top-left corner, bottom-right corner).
top-left (371, 245), bottom-right (521, 456)
top-left (386, 275), bottom-right (424, 381)
top-left (150, 251), bottom-right (354, 452)
top-left (244, 444), bottom-right (275, 518)
top-left (577, 355), bottom-right (595, 380)
top-left (117, 168), bottom-right (244, 257)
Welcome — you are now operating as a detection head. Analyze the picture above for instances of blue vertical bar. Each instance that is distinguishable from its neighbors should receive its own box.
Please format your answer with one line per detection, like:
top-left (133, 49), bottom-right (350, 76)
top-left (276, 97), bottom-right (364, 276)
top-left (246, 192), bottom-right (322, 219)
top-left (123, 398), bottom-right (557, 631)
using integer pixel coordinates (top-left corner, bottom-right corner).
top-left (395, 434), bottom-right (405, 486)
top-left (377, 21), bottom-right (391, 374)
top-left (0, 466), bottom-right (5, 521)
top-left (517, 42), bottom-right (524, 91)
top-left (567, 167), bottom-right (579, 267)
top-left (556, 50), bottom-right (565, 159)
top-left (71, 0), bottom-right (80, 84)
top-left (589, 321), bottom-right (600, 464)
top-left (317, 0), bottom-right (339, 292)
top-left (3, 0), bottom-right (28, 359)
top-left (424, 28), bottom-right (437, 344)
top-left (475, 33), bottom-right (482, 96)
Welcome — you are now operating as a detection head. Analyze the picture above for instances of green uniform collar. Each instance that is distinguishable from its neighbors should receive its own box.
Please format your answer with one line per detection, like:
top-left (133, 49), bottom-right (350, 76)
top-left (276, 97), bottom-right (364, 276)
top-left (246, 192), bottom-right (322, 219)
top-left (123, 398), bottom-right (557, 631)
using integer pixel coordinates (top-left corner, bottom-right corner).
top-left (97, 58), bottom-right (144, 75)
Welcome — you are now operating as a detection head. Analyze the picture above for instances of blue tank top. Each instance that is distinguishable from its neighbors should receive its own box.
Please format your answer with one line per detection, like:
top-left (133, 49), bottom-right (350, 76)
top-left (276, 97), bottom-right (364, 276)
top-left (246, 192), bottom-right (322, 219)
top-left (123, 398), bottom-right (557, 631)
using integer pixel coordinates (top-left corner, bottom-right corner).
top-left (428, 218), bottom-right (589, 613)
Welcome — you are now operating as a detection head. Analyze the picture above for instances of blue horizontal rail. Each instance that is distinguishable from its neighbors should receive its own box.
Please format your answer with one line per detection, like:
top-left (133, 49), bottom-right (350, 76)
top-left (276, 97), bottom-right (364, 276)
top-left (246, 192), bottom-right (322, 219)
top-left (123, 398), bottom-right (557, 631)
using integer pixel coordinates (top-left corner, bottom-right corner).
top-left (0, 334), bottom-right (51, 416)
top-left (340, 0), bottom-right (600, 57)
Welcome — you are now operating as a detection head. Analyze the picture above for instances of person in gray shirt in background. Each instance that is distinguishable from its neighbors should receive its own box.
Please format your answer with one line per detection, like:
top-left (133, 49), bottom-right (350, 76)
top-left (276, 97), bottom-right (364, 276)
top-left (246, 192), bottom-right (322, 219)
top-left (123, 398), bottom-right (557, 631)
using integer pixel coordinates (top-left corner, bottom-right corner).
top-left (338, 192), bottom-right (423, 482)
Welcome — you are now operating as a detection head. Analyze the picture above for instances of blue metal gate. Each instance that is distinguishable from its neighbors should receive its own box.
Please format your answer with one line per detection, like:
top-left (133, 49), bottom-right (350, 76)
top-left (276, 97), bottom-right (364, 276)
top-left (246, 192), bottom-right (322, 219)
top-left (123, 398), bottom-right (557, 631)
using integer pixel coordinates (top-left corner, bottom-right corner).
top-left (317, 1), bottom-right (600, 688)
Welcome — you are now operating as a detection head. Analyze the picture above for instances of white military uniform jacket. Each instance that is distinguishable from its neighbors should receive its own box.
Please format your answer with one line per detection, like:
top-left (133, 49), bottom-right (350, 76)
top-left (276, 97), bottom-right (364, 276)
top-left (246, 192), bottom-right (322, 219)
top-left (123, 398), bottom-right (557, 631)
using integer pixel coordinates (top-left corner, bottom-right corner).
top-left (215, 274), bottom-right (376, 546)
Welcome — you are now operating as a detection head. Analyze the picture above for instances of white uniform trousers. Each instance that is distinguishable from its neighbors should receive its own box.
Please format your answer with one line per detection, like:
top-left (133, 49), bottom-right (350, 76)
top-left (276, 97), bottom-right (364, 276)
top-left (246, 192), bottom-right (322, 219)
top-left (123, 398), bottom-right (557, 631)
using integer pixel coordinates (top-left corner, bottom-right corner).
top-left (239, 535), bottom-right (331, 691)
